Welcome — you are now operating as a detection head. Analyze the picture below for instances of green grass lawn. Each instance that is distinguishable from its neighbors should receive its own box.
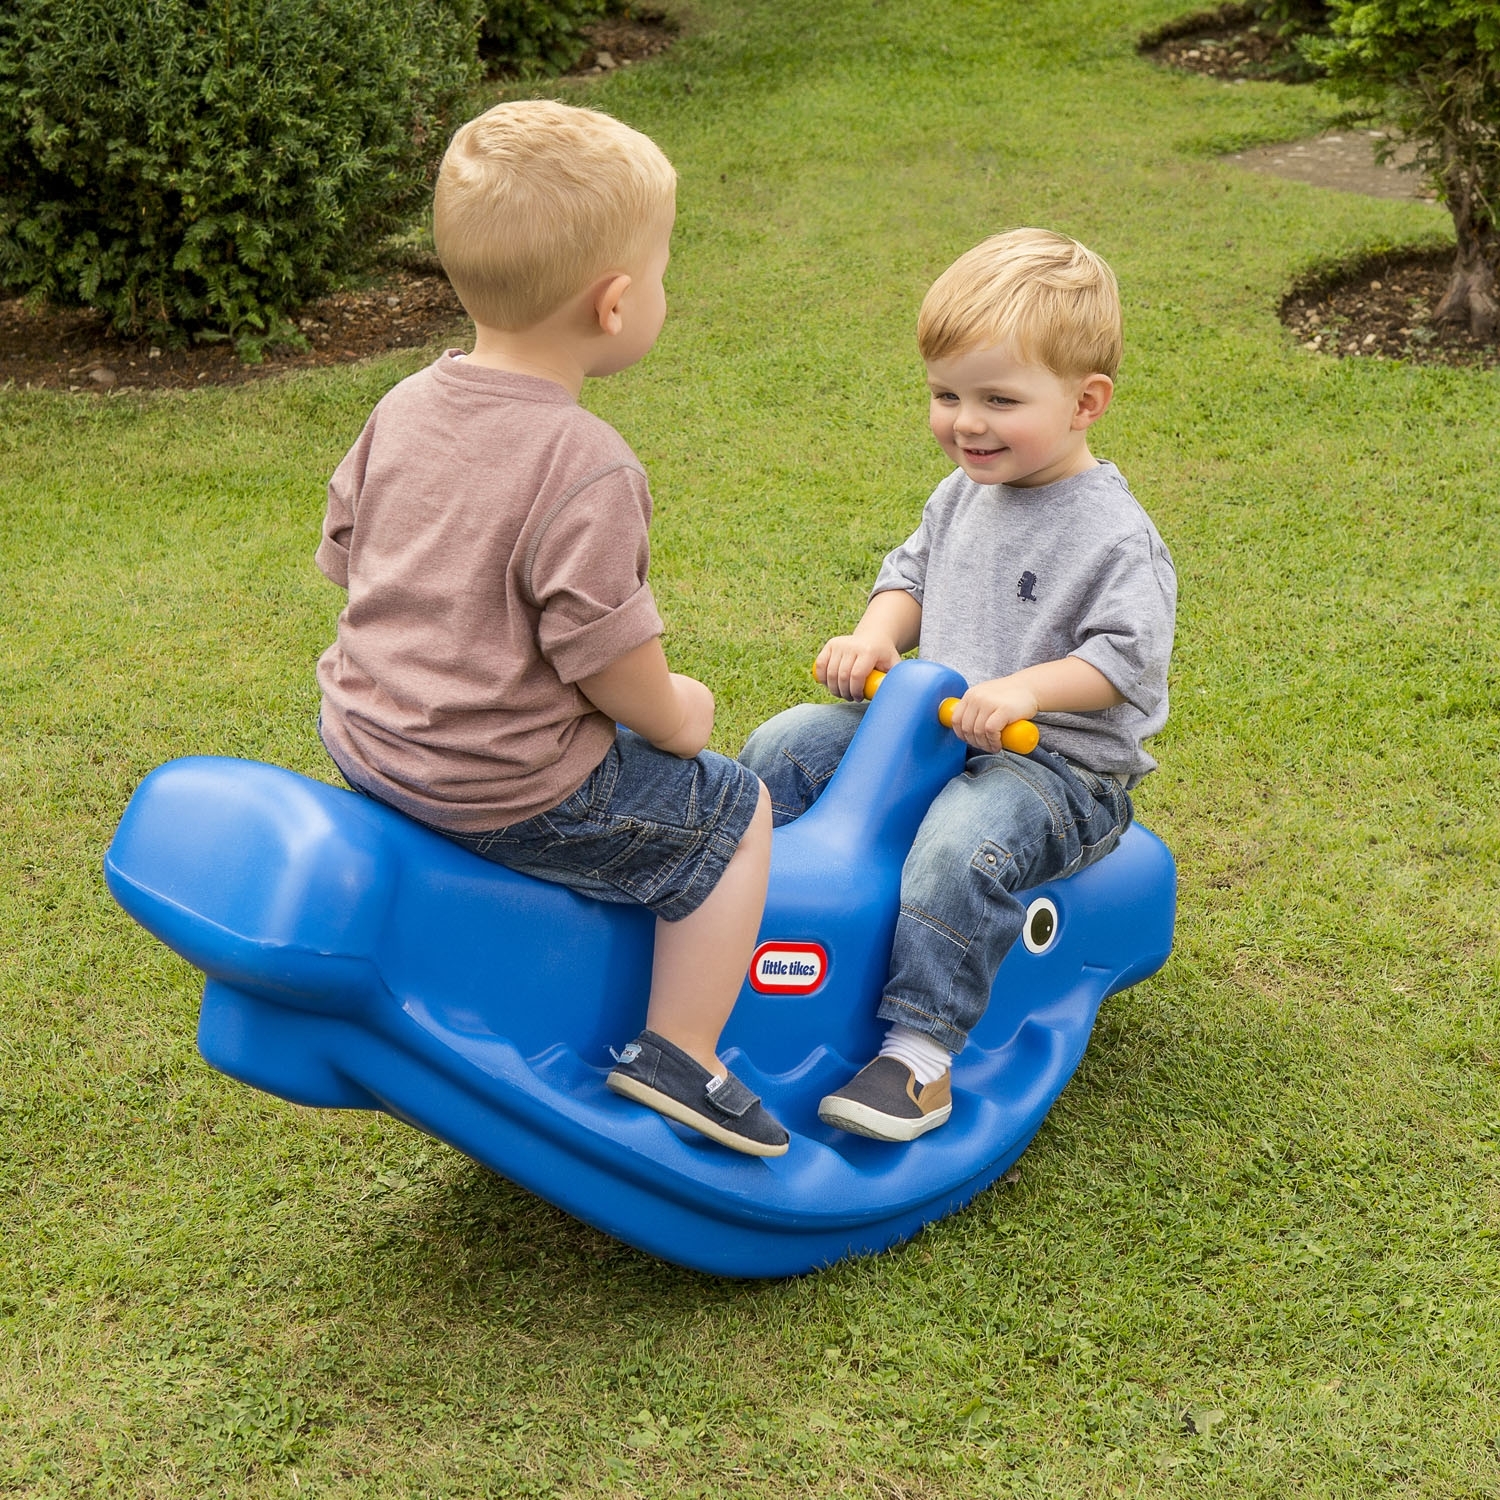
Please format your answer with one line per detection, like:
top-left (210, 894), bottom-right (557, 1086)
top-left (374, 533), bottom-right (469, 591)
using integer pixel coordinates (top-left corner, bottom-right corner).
top-left (4, 0), bottom-right (1499, 1493)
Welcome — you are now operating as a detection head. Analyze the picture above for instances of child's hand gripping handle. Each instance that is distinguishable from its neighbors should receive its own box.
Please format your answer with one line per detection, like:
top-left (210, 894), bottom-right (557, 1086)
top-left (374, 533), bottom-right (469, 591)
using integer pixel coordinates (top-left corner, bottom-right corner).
top-left (862, 670), bottom-right (1040, 754)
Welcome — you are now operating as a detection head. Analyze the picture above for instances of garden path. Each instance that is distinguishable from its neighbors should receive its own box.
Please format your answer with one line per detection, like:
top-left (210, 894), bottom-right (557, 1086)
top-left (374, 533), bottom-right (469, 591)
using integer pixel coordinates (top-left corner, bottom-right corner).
top-left (1226, 130), bottom-right (1434, 202)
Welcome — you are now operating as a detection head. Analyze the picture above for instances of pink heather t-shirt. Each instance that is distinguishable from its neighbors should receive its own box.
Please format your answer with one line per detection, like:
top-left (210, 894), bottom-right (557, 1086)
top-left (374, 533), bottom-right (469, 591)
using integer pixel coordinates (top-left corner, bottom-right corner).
top-left (315, 351), bottom-right (665, 831)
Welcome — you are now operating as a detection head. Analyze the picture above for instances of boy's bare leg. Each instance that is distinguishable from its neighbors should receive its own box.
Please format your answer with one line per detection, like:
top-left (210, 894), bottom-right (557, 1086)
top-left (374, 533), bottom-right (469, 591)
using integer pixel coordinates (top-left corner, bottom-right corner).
top-left (644, 784), bottom-right (771, 1074)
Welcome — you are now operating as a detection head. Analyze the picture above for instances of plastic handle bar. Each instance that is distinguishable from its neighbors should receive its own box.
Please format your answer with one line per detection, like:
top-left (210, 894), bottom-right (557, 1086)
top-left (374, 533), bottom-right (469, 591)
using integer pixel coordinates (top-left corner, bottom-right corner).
top-left (862, 670), bottom-right (1040, 755)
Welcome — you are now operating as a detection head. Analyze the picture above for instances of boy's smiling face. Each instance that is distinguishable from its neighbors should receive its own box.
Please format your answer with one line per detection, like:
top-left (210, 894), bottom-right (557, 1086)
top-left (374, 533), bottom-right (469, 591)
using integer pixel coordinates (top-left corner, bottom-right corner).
top-left (925, 341), bottom-right (1112, 489)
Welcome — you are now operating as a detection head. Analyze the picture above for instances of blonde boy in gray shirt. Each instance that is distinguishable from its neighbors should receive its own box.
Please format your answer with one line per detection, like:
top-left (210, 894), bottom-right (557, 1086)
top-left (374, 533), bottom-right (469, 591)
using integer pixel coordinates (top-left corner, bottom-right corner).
top-left (741, 229), bottom-right (1176, 1143)
top-left (317, 101), bottom-right (786, 1156)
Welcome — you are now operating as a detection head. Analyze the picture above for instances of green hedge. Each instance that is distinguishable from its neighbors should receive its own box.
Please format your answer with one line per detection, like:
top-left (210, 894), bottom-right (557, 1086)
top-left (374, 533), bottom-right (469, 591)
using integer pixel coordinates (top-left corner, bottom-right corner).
top-left (0, 0), bottom-right (479, 353)
top-left (1257, 0), bottom-right (1333, 37)
top-left (481, 0), bottom-right (611, 75)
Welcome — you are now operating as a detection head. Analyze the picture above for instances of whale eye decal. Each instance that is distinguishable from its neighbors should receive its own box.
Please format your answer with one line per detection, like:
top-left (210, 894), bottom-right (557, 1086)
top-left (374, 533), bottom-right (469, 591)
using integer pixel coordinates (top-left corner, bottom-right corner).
top-left (1022, 896), bottom-right (1059, 955)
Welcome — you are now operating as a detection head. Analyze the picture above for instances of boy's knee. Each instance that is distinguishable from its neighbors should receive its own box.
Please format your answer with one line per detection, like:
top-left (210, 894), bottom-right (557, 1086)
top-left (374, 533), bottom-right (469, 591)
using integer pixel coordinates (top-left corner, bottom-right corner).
top-left (914, 822), bottom-right (1010, 887)
top-left (736, 721), bottom-right (777, 776)
top-left (741, 701), bottom-right (859, 765)
top-left (739, 706), bottom-right (810, 769)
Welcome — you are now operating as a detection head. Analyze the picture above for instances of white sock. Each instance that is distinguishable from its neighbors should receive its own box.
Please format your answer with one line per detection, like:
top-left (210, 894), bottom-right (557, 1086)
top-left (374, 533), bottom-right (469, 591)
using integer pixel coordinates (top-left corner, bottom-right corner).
top-left (879, 1025), bottom-right (952, 1086)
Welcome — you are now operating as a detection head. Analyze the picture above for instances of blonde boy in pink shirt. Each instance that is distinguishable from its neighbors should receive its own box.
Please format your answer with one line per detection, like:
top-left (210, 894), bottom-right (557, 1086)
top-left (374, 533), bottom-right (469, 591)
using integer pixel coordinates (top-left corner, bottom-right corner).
top-left (315, 101), bottom-right (786, 1156)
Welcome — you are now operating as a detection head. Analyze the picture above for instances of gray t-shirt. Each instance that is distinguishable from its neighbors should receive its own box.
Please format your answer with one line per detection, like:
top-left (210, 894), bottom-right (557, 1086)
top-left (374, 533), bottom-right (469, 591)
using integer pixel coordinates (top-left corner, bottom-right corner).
top-left (870, 460), bottom-right (1175, 781)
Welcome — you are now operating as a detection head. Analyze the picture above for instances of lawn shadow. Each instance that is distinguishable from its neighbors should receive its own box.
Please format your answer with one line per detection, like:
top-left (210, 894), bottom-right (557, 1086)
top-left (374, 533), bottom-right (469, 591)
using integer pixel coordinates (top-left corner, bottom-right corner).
top-left (332, 1145), bottom-right (782, 1339)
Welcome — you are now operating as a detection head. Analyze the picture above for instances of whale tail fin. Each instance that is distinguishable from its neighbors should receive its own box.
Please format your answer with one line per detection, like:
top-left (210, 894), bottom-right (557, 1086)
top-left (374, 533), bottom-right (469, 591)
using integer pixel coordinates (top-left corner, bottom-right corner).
top-left (105, 757), bottom-right (395, 1012)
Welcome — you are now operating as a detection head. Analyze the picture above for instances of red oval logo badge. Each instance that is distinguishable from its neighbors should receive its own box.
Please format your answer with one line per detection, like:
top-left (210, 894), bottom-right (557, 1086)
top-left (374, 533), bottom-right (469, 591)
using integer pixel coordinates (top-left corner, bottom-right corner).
top-left (748, 941), bottom-right (828, 996)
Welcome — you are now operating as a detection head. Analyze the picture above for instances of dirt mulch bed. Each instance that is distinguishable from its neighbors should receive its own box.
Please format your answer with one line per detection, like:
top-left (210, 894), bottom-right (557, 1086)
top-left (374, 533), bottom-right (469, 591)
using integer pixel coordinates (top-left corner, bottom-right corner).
top-left (0, 264), bottom-right (468, 395)
top-left (572, 7), bottom-right (678, 75)
top-left (1282, 249), bottom-right (1500, 371)
top-left (479, 5), bottom-right (677, 77)
top-left (1138, 2), bottom-right (1308, 82)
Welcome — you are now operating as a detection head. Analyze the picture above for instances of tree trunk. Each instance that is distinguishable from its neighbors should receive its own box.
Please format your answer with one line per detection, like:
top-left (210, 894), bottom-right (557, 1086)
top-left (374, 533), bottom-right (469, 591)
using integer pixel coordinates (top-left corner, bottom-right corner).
top-left (1434, 154), bottom-right (1500, 340)
top-left (1435, 234), bottom-right (1500, 340)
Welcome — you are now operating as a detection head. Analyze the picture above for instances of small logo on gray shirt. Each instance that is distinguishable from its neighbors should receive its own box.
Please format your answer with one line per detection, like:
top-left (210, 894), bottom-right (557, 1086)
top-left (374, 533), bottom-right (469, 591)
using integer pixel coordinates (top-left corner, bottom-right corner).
top-left (1017, 571), bottom-right (1039, 603)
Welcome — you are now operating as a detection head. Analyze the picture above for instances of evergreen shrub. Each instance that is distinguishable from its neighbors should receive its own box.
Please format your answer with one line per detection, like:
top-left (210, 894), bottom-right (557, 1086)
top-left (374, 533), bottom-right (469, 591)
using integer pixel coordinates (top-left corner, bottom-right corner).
top-left (1257, 0), bottom-right (1333, 38)
top-left (481, 0), bottom-right (611, 76)
top-left (0, 0), bottom-right (479, 353)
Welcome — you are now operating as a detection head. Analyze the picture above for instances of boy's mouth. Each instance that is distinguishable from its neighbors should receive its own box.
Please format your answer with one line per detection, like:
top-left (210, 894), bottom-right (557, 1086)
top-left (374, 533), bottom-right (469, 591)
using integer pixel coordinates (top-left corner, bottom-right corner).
top-left (962, 446), bottom-right (1002, 459)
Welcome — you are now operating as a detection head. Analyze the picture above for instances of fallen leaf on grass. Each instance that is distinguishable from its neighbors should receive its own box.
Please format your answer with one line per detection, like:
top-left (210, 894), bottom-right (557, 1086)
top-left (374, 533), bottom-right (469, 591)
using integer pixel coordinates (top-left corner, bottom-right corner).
top-left (1181, 1407), bottom-right (1226, 1436)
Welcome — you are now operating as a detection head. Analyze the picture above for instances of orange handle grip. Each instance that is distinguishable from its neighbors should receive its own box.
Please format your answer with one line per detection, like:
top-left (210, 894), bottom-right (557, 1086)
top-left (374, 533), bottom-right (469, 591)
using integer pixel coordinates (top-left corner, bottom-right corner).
top-left (862, 670), bottom-right (1039, 754)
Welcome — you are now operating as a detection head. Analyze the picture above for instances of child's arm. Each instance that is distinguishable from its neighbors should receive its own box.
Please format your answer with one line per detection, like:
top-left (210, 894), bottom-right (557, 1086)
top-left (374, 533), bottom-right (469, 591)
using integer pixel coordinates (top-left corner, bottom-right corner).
top-left (814, 590), bottom-right (923, 701)
top-left (577, 637), bottom-right (716, 759)
top-left (949, 657), bottom-right (1123, 754)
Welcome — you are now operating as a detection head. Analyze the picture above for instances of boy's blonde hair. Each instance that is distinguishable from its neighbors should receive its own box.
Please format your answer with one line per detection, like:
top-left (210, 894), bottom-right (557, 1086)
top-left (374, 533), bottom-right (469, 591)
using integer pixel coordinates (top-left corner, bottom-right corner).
top-left (434, 100), bottom-right (677, 331)
top-left (917, 228), bottom-right (1122, 379)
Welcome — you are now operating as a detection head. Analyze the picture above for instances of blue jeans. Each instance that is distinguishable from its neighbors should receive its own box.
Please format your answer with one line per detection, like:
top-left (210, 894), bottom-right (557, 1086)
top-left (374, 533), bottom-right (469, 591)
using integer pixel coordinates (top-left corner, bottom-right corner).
top-left (739, 702), bottom-right (1132, 1052)
top-left (334, 728), bottom-right (761, 923)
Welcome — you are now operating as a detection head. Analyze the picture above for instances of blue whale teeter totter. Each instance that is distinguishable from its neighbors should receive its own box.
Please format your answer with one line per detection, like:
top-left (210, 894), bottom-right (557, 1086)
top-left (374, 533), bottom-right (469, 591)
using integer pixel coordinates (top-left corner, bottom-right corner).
top-left (104, 659), bottom-right (1175, 1278)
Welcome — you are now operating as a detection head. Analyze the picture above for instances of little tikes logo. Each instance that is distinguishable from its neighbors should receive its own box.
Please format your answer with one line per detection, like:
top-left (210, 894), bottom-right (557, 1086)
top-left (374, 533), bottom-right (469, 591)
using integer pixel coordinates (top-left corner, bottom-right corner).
top-left (748, 941), bottom-right (828, 996)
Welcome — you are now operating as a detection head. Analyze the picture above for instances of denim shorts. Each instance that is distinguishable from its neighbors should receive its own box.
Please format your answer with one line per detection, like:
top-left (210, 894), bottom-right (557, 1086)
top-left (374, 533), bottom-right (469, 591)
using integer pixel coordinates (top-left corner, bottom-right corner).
top-left (380, 729), bottom-right (762, 923)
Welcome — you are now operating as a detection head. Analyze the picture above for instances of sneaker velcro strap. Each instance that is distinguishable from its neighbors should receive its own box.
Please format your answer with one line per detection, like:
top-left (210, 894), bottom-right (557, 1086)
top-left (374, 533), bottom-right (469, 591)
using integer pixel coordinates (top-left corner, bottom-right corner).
top-left (704, 1071), bottom-right (759, 1120)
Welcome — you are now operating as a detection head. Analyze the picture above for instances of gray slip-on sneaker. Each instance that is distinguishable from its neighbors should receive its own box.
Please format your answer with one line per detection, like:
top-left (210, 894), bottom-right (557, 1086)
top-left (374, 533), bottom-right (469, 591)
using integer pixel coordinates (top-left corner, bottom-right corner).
top-left (817, 1056), bottom-right (952, 1141)
top-left (607, 1029), bottom-right (789, 1157)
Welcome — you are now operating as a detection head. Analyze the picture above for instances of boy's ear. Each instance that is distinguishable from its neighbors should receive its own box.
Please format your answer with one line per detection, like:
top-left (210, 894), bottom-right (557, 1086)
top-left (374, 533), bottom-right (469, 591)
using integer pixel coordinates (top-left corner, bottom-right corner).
top-left (1072, 373), bottom-right (1114, 428)
top-left (591, 271), bottom-right (633, 336)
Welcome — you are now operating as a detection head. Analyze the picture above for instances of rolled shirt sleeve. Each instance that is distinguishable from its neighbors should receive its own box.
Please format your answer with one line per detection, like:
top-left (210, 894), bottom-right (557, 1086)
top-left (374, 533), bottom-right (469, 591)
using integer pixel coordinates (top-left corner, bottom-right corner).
top-left (526, 464), bottom-right (666, 684)
top-left (1067, 532), bottom-right (1176, 716)
top-left (870, 507), bottom-right (933, 606)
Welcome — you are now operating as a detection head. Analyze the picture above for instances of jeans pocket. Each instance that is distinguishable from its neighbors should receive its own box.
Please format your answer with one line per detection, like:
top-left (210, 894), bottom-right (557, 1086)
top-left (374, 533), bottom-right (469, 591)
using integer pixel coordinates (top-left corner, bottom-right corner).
top-left (549, 746), bottom-right (618, 822)
top-left (1077, 823), bottom-right (1124, 869)
top-left (1053, 765), bottom-right (1126, 867)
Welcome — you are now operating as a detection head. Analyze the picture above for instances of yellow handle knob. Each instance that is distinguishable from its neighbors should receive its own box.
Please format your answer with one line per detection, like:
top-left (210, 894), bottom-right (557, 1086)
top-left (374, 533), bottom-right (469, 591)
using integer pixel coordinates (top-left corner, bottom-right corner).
top-left (862, 670), bottom-right (1039, 754)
